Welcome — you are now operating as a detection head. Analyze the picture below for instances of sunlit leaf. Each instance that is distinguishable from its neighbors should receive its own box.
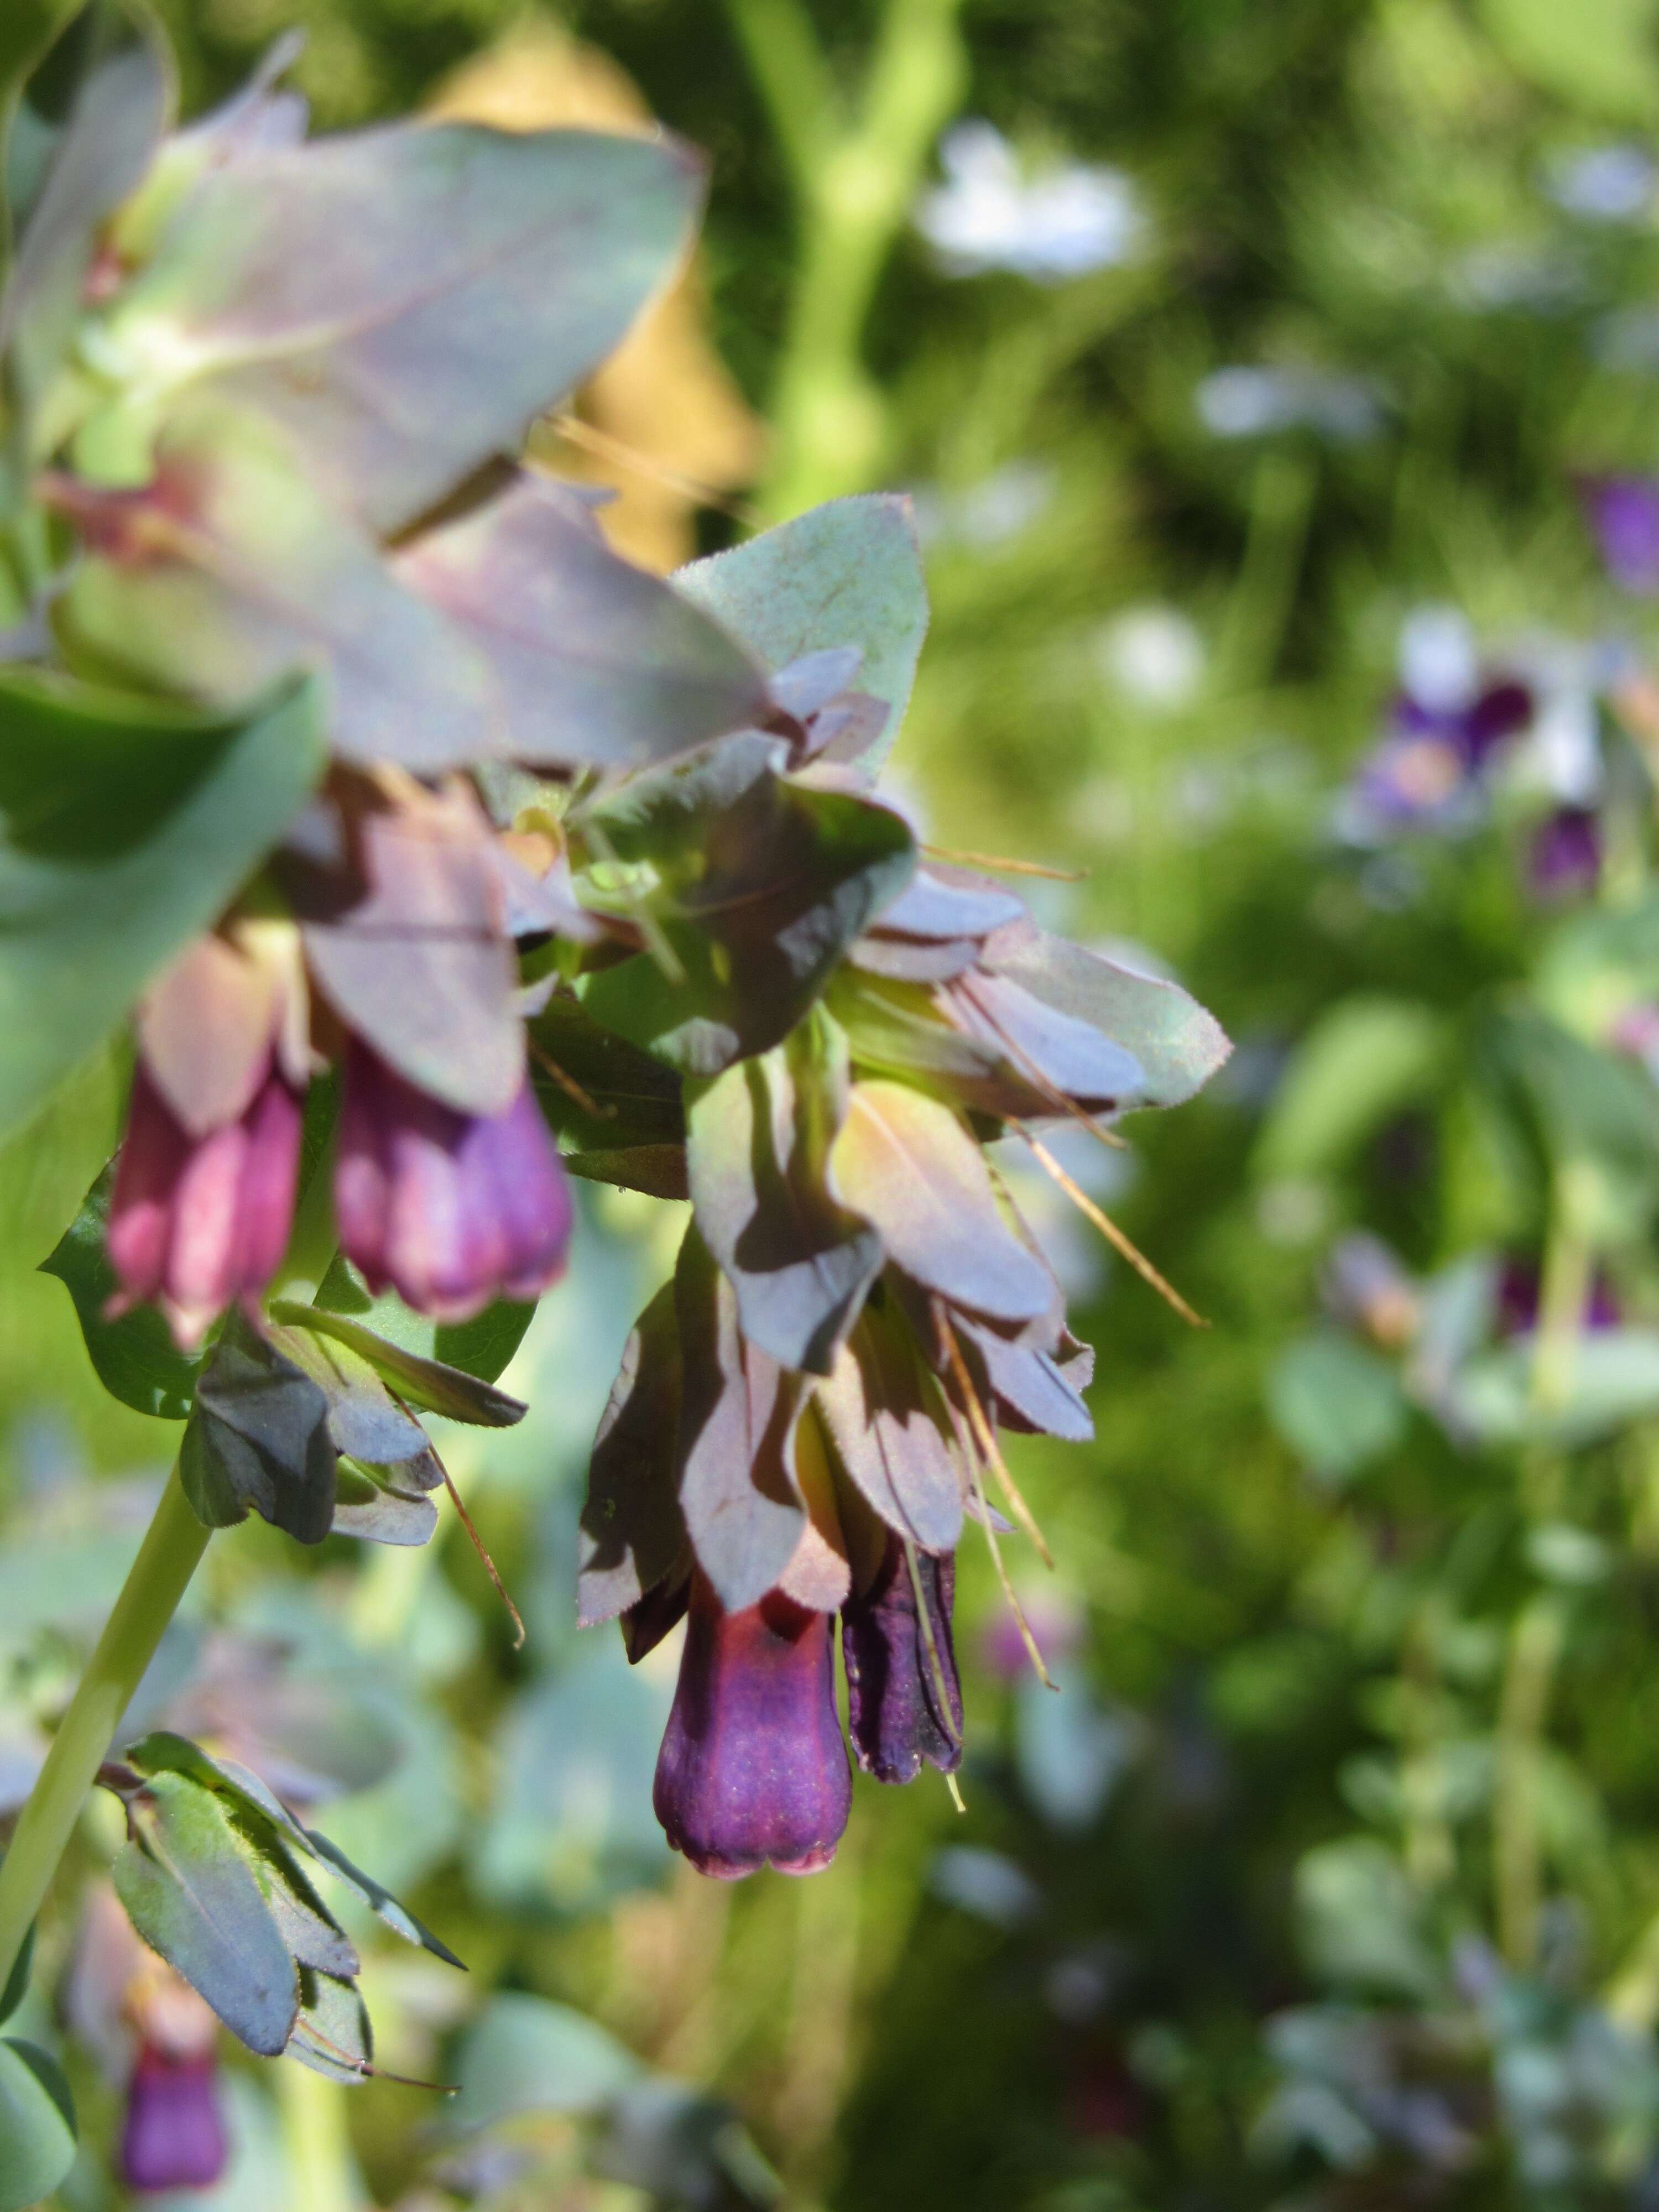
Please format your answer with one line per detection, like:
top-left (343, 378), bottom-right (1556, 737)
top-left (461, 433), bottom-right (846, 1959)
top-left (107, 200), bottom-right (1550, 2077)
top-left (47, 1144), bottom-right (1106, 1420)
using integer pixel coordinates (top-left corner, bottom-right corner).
top-left (100, 122), bottom-right (704, 531)
top-left (814, 1301), bottom-right (963, 1552)
top-left (40, 1160), bottom-right (200, 1418)
top-left (269, 1301), bottom-right (526, 1428)
top-left (676, 496), bottom-right (928, 773)
top-left (396, 472), bottom-right (768, 769)
top-left (827, 1081), bottom-right (1051, 1324)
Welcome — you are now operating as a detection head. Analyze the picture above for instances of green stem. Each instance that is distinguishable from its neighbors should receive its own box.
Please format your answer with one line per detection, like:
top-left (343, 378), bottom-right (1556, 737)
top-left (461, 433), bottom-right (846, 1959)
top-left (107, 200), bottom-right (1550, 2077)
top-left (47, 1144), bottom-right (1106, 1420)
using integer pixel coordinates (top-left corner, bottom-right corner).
top-left (731, 0), bottom-right (968, 521)
top-left (0, 1463), bottom-right (211, 1994)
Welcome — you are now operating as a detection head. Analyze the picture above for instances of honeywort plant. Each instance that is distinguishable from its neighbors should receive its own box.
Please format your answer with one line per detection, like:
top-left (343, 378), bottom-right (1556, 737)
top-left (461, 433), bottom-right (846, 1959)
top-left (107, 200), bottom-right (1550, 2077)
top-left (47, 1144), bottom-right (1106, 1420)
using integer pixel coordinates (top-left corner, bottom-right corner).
top-left (0, 8), bottom-right (1227, 2198)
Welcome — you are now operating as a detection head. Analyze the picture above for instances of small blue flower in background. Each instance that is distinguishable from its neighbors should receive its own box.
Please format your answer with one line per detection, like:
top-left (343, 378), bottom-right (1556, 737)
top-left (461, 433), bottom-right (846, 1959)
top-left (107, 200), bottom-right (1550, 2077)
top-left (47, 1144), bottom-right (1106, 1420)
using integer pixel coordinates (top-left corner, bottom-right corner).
top-left (916, 120), bottom-right (1145, 283)
top-left (1578, 472), bottom-right (1659, 594)
top-left (1546, 143), bottom-right (1657, 223)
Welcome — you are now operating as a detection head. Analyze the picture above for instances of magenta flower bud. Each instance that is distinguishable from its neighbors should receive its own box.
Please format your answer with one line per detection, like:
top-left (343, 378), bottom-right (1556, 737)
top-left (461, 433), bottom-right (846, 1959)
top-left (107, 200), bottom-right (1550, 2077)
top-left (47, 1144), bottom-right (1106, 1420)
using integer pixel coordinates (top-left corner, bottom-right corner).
top-left (334, 1042), bottom-right (572, 1322)
top-left (119, 2043), bottom-right (228, 2193)
top-left (107, 1056), bottom-right (304, 1349)
top-left (842, 1538), bottom-right (963, 1785)
top-left (653, 1574), bottom-right (851, 1879)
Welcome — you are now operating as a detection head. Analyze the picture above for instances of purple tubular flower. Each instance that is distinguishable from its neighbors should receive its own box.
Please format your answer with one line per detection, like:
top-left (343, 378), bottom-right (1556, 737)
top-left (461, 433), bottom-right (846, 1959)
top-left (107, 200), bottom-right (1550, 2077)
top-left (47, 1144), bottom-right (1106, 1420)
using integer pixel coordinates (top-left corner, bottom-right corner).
top-left (1528, 806), bottom-right (1602, 901)
top-left (107, 1055), bottom-right (304, 1349)
top-left (334, 1041), bottom-right (572, 1322)
top-left (1579, 473), bottom-right (1659, 594)
top-left (653, 1574), bottom-right (851, 1879)
top-left (842, 1537), bottom-right (962, 1784)
top-left (119, 2044), bottom-right (228, 2193)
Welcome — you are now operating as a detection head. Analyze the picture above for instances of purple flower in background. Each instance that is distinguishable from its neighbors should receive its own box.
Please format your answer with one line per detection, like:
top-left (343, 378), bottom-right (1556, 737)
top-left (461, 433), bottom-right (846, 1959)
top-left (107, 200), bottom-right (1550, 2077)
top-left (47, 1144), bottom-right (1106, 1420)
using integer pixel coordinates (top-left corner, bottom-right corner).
top-left (1527, 806), bottom-right (1602, 901)
top-left (1497, 1257), bottom-right (1619, 1338)
top-left (335, 1041), bottom-right (572, 1322)
top-left (1578, 473), bottom-right (1659, 593)
top-left (1342, 607), bottom-right (1532, 838)
top-left (119, 2043), bottom-right (228, 2193)
top-left (107, 1056), bottom-right (304, 1350)
top-left (842, 1537), bottom-right (962, 1785)
top-left (653, 1574), bottom-right (851, 1879)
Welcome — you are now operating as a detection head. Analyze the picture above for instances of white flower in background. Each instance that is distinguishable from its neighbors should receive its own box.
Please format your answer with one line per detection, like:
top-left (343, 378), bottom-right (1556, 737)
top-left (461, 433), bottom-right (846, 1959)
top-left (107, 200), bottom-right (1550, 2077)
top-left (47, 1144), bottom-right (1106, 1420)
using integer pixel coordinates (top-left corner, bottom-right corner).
top-left (911, 460), bottom-right (1057, 551)
top-left (1546, 143), bottom-right (1657, 222)
top-left (916, 119), bottom-right (1146, 283)
top-left (1195, 364), bottom-right (1386, 443)
top-left (1397, 603), bottom-right (1480, 714)
top-left (1497, 631), bottom-right (1618, 805)
top-left (1094, 603), bottom-right (1206, 713)
top-left (1449, 243), bottom-right (1583, 314)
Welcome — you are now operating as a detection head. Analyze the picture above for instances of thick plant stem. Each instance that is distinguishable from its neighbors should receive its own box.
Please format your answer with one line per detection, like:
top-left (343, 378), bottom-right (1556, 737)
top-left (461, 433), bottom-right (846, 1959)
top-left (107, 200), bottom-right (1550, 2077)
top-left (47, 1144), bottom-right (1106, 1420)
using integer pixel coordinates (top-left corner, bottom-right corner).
top-left (0, 1463), bottom-right (211, 1994)
top-left (728, 0), bottom-right (968, 520)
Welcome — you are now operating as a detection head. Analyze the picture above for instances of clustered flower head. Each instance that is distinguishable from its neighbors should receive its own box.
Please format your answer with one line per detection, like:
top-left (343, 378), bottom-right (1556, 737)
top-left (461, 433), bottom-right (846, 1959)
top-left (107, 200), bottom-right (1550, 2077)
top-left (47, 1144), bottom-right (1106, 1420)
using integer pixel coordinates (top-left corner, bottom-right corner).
top-left (7, 25), bottom-right (1229, 1930)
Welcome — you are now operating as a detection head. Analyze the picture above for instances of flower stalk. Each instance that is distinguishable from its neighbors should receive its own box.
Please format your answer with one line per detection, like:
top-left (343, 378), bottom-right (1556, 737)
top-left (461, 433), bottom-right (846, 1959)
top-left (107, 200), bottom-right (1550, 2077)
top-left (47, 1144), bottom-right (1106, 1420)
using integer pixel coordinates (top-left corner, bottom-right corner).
top-left (0, 1463), bottom-right (211, 1995)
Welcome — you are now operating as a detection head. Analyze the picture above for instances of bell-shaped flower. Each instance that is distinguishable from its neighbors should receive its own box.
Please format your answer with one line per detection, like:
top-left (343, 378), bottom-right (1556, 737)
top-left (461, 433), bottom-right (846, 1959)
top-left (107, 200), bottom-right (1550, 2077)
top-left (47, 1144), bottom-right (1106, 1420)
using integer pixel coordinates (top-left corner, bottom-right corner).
top-left (334, 1040), bottom-right (572, 1322)
top-left (653, 1572), bottom-right (851, 1879)
top-left (842, 1535), bottom-right (962, 1784)
top-left (120, 2041), bottom-right (228, 2194)
top-left (107, 1056), bottom-right (304, 1350)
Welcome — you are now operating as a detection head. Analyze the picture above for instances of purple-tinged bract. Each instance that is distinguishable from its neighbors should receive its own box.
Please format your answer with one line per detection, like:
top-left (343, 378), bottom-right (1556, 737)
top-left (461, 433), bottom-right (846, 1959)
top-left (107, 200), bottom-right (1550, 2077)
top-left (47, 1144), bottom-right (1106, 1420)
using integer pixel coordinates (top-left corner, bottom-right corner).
top-left (842, 1536), bottom-right (962, 1783)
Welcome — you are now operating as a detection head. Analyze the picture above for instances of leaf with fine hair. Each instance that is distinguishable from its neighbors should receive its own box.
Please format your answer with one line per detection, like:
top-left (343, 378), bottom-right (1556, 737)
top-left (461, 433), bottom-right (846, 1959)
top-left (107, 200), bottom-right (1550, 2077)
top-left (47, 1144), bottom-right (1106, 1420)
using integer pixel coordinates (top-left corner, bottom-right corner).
top-left (268, 1301), bottom-right (527, 1428)
top-left (114, 1770), bottom-right (299, 2056)
top-left (0, 667), bottom-right (325, 1145)
top-left (96, 121), bottom-right (705, 531)
top-left (676, 495), bottom-right (928, 773)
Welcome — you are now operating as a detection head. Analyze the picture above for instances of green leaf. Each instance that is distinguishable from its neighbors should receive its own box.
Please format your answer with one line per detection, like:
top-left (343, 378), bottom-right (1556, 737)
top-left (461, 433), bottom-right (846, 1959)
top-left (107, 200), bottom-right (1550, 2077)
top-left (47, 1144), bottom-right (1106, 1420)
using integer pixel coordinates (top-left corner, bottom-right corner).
top-left (980, 928), bottom-right (1229, 1112)
top-left (287, 1966), bottom-right (373, 2084)
top-left (299, 1824), bottom-right (464, 1968)
top-left (1478, 0), bottom-right (1659, 123)
top-left (395, 473), bottom-right (768, 770)
top-left (114, 1769), bottom-right (299, 2056)
top-left (99, 122), bottom-right (704, 533)
top-left (581, 733), bottom-right (916, 1074)
top-left (827, 1080), bottom-right (1051, 1324)
top-left (578, 1280), bottom-right (686, 1629)
top-left (55, 400), bottom-right (500, 775)
top-left (263, 1313), bottom-right (432, 1468)
top-left (179, 1313), bottom-right (337, 1543)
top-left (268, 1301), bottom-right (526, 1428)
top-left (311, 1251), bottom-right (535, 1386)
top-left (0, 667), bottom-right (325, 1144)
top-left (1255, 998), bottom-right (1447, 1182)
top-left (1266, 1332), bottom-right (1410, 1485)
top-left (676, 497), bottom-right (929, 773)
top-left (0, 2036), bottom-right (76, 2212)
top-left (40, 1160), bottom-right (201, 1418)
top-left (447, 1992), bottom-right (639, 2132)
top-left (0, 1922), bottom-right (32, 2029)
top-left (529, 989), bottom-right (685, 1154)
top-left (687, 1018), bottom-right (882, 1374)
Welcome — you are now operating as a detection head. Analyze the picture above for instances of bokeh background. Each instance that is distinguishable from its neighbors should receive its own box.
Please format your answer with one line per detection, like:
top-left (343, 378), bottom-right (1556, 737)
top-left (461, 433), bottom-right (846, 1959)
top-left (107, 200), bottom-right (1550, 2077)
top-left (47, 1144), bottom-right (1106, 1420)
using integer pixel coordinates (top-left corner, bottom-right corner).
top-left (18, 0), bottom-right (1659, 2203)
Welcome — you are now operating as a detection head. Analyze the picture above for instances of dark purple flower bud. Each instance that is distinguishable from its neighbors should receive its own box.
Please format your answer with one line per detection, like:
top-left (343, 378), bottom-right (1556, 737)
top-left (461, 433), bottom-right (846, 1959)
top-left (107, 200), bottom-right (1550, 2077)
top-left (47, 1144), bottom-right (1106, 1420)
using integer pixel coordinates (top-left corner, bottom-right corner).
top-left (842, 1537), bottom-right (962, 1784)
top-left (1579, 473), bottom-right (1659, 594)
top-left (653, 1573), bottom-right (851, 1879)
top-left (1528, 806), bottom-right (1601, 901)
top-left (334, 1041), bottom-right (572, 1322)
top-left (119, 2043), bottom-right (228, 2193)
top-left (107, 1056), bottom-right (303, 1349)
